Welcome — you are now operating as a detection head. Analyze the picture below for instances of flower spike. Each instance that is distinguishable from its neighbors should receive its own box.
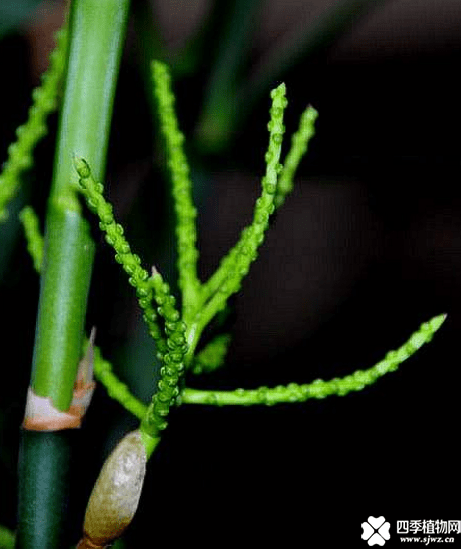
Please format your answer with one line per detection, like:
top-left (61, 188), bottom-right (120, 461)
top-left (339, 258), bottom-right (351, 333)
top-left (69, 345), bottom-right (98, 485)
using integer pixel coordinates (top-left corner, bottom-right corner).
top-left (74, 156), bottom-right (167, 356)
top-left (275, 104), bottom-right (318, 209)
top-left (151, 61), bottom-right (200, 316)
top-left (181, 313), bottom-right (447, 406)
top-left (195, 83), bottom-right (288, 349)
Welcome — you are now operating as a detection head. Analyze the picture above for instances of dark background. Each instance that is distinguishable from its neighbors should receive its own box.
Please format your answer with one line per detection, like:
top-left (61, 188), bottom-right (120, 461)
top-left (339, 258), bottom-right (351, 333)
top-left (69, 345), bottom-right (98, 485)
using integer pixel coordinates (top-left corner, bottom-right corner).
top-left (1, 0), bottom-right (460, 547)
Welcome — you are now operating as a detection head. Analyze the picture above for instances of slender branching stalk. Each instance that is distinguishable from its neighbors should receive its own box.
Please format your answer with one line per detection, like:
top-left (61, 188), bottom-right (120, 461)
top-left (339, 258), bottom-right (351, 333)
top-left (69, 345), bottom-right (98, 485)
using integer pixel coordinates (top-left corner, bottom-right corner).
top-left (181, 314), bottom-right (447, 405)
top-left (79, 314), bottom-right (448, 415)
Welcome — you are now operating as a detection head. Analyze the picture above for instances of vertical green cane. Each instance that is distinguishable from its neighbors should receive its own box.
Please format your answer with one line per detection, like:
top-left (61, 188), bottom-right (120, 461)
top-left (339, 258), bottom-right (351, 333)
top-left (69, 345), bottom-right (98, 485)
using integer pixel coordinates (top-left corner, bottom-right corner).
top-left (17, 0), bottom-right (130, 547)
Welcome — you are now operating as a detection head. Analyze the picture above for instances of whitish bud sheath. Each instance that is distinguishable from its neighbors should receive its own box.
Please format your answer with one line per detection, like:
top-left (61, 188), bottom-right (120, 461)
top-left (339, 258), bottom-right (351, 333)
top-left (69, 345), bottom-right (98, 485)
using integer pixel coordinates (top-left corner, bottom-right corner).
top-left (77, 430), bottom-right (147, 548)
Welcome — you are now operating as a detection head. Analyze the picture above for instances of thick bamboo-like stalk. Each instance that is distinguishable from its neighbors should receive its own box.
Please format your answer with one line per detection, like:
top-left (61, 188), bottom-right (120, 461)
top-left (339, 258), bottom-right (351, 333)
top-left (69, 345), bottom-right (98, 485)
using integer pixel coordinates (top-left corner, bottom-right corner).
top-left (32, 0), bottom-right (130, 410)
top-left (17, 0), bottom-right (130, 547)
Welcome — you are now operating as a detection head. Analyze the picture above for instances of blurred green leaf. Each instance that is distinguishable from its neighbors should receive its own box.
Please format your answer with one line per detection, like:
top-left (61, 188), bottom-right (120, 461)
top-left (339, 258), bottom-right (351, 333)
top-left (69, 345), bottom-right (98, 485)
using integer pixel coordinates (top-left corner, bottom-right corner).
top-left (0, 0), bottom-right (43, 39)
top-left (0, 525), bottom-right (15, 549)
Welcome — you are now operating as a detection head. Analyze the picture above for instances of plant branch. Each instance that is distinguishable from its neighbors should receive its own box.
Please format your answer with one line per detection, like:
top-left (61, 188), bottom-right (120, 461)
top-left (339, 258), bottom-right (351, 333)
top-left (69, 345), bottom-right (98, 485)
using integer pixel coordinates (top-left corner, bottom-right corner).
top-left (181, 313), bottom-right (447, 406)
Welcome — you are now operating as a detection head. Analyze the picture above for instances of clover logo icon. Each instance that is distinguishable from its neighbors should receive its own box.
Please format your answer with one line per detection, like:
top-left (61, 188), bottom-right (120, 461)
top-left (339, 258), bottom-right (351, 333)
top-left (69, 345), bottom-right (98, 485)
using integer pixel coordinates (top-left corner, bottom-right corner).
top-left (361, 516), bottom-right (391, 546)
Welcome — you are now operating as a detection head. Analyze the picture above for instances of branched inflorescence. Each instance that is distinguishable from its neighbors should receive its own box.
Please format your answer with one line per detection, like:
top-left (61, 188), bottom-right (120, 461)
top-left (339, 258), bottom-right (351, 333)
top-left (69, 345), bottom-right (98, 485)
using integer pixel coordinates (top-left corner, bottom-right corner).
top-left (87, 312), bottom-right (446, 413)
top-left (75, 157), bottom-right (189, 436)
top-left (14, 61), bottom-right (440, 448)
top-left (0, 28), bottom-right (68, 221)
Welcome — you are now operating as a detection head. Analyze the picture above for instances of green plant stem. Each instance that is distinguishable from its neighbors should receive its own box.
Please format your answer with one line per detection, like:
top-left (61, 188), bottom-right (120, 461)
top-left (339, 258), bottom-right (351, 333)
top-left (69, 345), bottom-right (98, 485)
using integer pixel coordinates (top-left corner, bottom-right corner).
top-left (18, 215), bottom-right (148, 421)
top-left (17, 0), bottom-right (130, 547)
top-left (32, 0), bottom-right (130, 412)
top-left (89, 311), bottom-right (446, 413)
top-left (181, 313), bottom-right (447, 405)
top-left (31, 208), bottom-right (95, 405)
top-left (139, 270), bottom-right (188, 439)
top-left (17, 431), bottom-right (74, 549)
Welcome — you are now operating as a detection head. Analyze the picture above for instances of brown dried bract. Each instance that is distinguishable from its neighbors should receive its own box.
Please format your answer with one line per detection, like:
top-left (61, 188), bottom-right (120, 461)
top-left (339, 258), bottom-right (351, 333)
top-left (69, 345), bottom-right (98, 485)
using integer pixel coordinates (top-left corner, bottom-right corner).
top-left (23, 330), bottom-right (96, 431)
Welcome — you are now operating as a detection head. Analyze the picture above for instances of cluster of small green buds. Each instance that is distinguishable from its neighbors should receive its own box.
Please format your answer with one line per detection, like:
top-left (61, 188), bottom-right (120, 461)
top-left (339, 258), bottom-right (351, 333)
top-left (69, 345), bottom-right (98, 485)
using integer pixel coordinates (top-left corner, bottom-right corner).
top-left (74, 156), bottom-right (166, 355)
top-left (275, 105), bottom-right (319, 209)
top-left (181, 313), bottom-right (446, 406)
top-left (75, 155), bottom-right (190, 437)
top-left (140, 268), bottom-right (188, 435)
top-left (224, 83), bottom-right (287, 292)
top-left (191, 334), bottom-right (232, 375)
top-left (151, 61), bottom-right (199, 314)
top-left (196, 83), bottom-right (288, 337)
